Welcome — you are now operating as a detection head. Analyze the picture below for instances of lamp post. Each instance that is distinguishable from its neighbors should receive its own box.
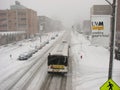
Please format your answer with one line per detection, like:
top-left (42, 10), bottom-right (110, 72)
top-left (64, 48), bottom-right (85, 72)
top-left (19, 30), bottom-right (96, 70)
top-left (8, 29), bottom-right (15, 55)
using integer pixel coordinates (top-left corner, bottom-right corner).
top-left (39, 24), bottom-right (43, 42)
top-left (105, 0), bottom-right (117, 79)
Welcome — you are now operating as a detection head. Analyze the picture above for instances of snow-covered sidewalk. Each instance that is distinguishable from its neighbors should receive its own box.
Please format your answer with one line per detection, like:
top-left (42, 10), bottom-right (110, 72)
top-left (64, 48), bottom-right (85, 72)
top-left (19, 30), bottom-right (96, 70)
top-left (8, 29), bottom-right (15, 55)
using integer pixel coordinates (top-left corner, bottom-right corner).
top-left (71, 30), bottom-right (120, 90)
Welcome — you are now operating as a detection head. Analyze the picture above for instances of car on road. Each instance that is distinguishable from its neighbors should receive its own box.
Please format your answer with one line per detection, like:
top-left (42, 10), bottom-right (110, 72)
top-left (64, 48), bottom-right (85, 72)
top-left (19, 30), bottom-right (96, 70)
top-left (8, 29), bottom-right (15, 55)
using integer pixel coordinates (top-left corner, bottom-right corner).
top-left (51, 37), bottom-right (55, 40)
top-left (62, 40), bottom-right (67, 43)
top-left (46, 40), bottom-right (49, 44)
top-left (30, 49), bottom-right (38, 54)
top-left (55, 34), bottom-right (58, 37)
top-left (18, 52), bottom-right (32, 60)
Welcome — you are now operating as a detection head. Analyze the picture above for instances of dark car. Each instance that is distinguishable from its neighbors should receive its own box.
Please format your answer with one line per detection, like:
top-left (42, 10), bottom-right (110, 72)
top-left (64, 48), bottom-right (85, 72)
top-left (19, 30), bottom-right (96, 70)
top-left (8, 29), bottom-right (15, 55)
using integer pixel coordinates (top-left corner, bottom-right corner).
top-left (55, 34), bottom-right (58, 37)
top-left (51, 37), bottom-right (55, 40)
top-left (62, 40), bottom-right (67, 43)
top-left (46, 40), bottom-right (49, 44)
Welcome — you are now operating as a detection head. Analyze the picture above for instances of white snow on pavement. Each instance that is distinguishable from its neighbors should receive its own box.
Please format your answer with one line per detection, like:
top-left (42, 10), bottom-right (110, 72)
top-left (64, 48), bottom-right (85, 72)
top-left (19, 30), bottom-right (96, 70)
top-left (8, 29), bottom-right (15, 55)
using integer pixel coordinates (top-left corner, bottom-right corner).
top-left (71, 30), bottom-right (120, 90)
top-left (0, 30), bottom-right (120, 90)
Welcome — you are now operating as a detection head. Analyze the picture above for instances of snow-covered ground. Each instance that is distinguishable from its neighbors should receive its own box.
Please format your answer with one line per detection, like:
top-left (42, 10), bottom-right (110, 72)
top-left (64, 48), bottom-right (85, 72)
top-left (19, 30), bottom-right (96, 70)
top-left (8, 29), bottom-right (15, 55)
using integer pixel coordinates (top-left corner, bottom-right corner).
top-left (71, 30), bottom-right (120, 90)
top-left (0, 30), bottom-right (120, 90)
top-left (0, 32), bottom-right (59, 70)
top-left (0, 31), bottom-right (64, 89)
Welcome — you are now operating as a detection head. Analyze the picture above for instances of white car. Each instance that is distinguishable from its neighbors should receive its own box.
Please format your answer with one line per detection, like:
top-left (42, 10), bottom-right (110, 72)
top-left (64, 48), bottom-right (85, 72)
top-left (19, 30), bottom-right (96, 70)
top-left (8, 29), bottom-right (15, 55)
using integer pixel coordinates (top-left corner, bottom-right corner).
top-left (18, 52), bottom-right (32, 60)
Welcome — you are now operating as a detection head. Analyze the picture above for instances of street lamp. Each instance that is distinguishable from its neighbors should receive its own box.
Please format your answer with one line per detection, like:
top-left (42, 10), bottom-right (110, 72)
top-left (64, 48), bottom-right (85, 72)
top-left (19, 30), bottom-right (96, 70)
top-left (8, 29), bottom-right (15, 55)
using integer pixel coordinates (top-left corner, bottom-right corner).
top-left (39, 24), bottom-right (43, 42)
top-left (105, 0), bottom-right (117, 79)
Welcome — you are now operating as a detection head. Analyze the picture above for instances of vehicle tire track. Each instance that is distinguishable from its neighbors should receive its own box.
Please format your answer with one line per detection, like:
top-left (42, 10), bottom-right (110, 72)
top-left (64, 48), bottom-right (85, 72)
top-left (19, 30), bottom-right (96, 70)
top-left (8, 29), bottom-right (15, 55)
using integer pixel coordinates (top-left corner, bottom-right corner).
top-left (0, 32), bottom-right (67, 90)
top-left (40, 74), bottom-right (54, 90)
top-left (60, 75), bottom-right (67, 90)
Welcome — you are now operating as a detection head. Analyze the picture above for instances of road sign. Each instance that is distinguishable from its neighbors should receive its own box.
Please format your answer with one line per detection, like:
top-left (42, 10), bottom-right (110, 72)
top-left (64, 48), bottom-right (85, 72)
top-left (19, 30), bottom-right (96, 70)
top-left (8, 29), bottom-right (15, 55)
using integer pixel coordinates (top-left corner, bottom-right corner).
top-left (100, 79), bottom-right (120, 90)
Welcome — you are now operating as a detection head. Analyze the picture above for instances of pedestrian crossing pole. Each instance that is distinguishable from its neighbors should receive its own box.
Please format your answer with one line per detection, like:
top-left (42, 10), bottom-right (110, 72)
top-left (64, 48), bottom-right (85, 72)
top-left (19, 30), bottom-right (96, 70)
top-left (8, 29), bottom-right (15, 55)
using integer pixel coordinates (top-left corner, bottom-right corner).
top-left (105, 0), bottom-right (117, 79)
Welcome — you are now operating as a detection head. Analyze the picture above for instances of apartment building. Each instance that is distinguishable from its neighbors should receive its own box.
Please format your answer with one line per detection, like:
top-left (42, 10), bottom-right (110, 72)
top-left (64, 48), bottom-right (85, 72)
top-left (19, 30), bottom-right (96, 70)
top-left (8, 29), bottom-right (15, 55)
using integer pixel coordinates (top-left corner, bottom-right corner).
top-left (0, 1), bottom-right (38, 37)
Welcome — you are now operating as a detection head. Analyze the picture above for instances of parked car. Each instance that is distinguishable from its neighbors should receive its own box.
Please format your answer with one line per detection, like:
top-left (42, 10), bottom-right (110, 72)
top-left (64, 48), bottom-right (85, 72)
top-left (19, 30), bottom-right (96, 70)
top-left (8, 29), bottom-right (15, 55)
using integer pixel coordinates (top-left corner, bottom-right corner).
top-left (46, 40), bottom-right (49, 44)
top-left (18, 52), bottom-right (32, 60)
top-left (62, 40), bottom-right (67, 43)
top-left (51, 37), bottom-right (55, 40)
top-left (55, 34), bottom-right (58, 37)
top-left (30, 49), bottom-right (38, 54)
top-left (18, 43), bottom-right (23, 46)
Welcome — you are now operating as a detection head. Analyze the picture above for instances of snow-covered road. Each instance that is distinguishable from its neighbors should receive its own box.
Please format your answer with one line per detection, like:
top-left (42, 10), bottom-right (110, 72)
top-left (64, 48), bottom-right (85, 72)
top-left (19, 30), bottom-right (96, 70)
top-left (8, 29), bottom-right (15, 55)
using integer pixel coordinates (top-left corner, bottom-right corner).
top-left (0, 30), bottom-right (119, 90)
top-left (0, 31), bottom-right (65, 90)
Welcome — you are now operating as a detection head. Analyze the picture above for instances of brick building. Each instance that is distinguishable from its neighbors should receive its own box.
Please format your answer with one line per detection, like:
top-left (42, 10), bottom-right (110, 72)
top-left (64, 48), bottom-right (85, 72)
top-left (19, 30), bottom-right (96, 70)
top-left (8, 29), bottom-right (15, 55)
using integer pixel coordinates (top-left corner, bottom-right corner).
top-left (0, 1), bottom-right (38, 38)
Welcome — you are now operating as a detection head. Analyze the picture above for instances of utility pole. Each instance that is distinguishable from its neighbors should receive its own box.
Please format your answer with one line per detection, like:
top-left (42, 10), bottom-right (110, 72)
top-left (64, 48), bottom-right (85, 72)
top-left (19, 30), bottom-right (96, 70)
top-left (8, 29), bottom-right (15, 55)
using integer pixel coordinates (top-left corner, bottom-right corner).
top-left (39, 24), bottom-right (43, 42)
top-left (105, 0), bottom-right (117, 79)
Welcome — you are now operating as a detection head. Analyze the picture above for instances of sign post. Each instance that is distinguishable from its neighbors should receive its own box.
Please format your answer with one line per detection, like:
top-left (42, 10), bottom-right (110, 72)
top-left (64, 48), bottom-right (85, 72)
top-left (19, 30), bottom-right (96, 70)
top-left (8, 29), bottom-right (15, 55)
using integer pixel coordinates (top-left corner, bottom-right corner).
top-left (106, 0), bottom-right (116, 80)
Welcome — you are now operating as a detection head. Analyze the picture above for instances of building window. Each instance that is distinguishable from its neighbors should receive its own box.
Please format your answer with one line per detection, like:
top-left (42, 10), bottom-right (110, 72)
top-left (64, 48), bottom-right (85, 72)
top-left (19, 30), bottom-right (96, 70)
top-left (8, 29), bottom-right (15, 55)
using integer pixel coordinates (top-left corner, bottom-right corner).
top-left (21, 18), bottom-right (26, 20)
top-left (0, 13), bottom-right (7, 16)
top-left (0, 24), bottom-right (7, 27)
top-left (18, 12), bottom-right (26, 16)
top-left (18, 24), bottom-right (26, 28)
top-left (0, 18), bottom-right (7, 21)
top-left (9, 20), bottom-right (11, 22)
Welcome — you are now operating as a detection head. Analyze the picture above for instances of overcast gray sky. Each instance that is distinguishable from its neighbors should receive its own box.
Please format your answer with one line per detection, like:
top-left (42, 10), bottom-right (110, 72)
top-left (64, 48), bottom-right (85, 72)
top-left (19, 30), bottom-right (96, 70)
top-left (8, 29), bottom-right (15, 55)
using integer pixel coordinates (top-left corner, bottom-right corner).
top-left (0, 0), bottom-right (112, 27)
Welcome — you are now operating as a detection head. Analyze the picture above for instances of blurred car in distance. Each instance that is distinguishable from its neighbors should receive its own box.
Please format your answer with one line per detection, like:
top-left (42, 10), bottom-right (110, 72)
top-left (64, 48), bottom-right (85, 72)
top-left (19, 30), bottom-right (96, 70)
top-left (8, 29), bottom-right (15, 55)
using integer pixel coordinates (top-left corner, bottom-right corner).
top-left (62, 40), bottom-right (67, 43)
top-left (51, 37), bottom-right (55, 40)
top-left (46, 40), bottom-right (49, 44)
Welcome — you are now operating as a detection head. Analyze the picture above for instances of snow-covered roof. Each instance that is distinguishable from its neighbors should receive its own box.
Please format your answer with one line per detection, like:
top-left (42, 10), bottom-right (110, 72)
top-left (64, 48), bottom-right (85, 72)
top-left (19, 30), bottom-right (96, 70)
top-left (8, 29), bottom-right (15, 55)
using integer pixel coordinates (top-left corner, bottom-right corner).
top-left (50, 43), bottom-right (69, 56)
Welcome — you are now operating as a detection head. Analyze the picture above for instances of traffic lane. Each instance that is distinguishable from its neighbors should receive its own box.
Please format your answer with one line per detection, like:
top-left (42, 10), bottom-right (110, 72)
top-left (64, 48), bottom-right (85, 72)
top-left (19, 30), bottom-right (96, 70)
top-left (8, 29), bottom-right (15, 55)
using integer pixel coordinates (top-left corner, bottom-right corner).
top-left (41, 74), bottom-right (67, 90)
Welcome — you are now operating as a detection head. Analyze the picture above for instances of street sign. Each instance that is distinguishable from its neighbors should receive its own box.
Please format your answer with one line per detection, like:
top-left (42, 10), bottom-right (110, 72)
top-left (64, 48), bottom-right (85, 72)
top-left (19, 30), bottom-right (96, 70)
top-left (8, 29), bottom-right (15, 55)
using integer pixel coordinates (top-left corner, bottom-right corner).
top-left (100, 79), bottom-right (120, 90)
